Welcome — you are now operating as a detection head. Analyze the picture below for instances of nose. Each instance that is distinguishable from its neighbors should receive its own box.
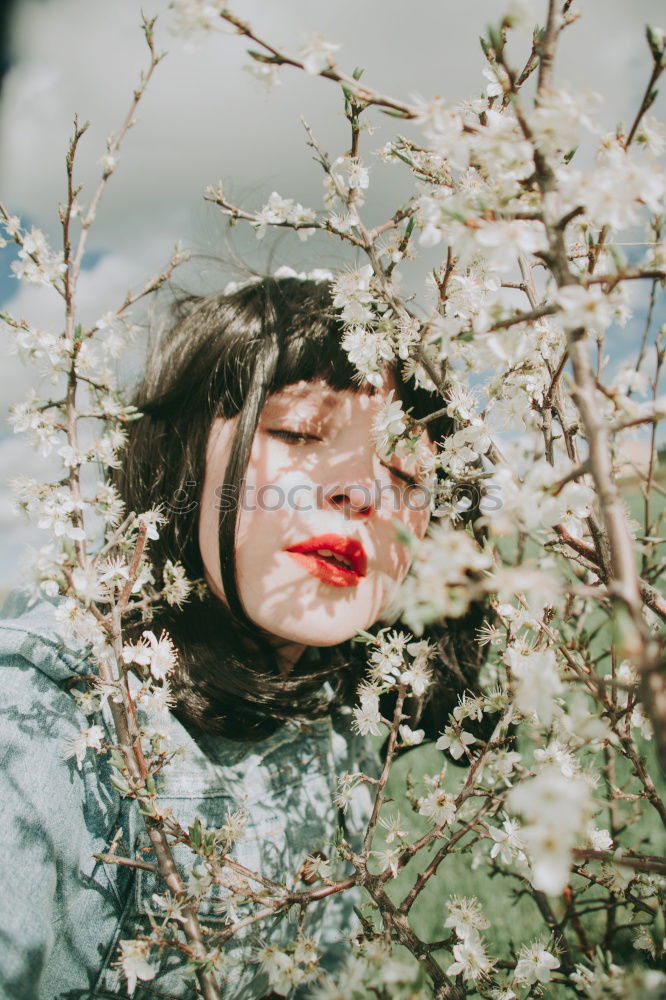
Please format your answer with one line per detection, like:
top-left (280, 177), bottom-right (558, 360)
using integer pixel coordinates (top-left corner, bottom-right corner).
top-left (324, 482), bottom-right (376, 518)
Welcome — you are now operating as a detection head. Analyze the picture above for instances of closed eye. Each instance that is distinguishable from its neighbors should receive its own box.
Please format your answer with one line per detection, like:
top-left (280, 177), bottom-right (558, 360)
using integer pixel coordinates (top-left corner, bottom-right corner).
top-left (267, 428), bottom-right (322, 444)
top-left (383, 462), bottom-right (419, 487)
top-left (269, 429), bottom-right (419, 484)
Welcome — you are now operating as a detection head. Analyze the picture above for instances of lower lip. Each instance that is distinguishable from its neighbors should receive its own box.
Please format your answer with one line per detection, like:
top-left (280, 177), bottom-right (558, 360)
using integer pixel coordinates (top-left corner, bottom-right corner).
top-left (286, 551), bottom-right (363, 588)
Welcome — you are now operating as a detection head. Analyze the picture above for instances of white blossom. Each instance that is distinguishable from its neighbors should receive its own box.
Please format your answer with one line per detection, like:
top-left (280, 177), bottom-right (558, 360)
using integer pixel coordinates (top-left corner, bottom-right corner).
top-left (372, 847), bottom-right (402, 878)
top-left (244, 60), bottom-right (281, 88)
top-left (255, 943), bottom-right (295, 993)
top-left (489, 817), bottom-right (526, 865)
top-left (444, 895), bottom-right (490, 940)
top-left (253, 191), bottom-right (316, 240)
top-left (54, 597), bottom-right (108, 653)
top-left (447, 930), bottom-right (493, 981)
top-left (351, 687), bottom-right (382, 736)
top-left (400, 639), bottom-right (435, 694)
top-left (125, 630), bottom-right (177, 681)
top-left (508, 766), bottom-right (591, 894)
top-left (331, 265), bottom-right (374, 319)
top-left (418, 787), bottom-right (457, 826)
top-left (71, 565), bottom-right (109, 605)
top-left (503, 644), bottom-right (563, 725)
top-left (162, 559), bottom-right (193, 608)
top-left (169, 0), bottom-right (225, 35)
top-left (399, 521), bottom-right (492, 634)
top-left (436, 725), bottom-right (477, 761)
top-left (398, 724), bottom-right (425, 746)
top-left (335, 771), bottom-right (363, 813)
top-left (136, 508), bottom-right (165, 540)
top-left (118, 940), bottom-right (156, 996)
top-left (534, 740), bottom-right (578, 778)
top-left (514, 941), bottom-right (560, 986)
top-left (10, 226), bottom-right (66, 288)
top-left (529, 87), bottom-right (600, 154)
top-left (298, 37), bottom-right (340, 75)
top-left (300, 854), bottom-right (333, 881)
top-left (473, 219), bottom-right (547, 272)
top-left (98, 152), bottom-right (117, 174)
top-left (62, 724), bottom-right (105, 770)
top-left (586, 825), bottom-right (613, 851)
top-left (371, 389), bottom-right (407, 452)
top-left (557, 285), bottom-right (614, 335)
top-left (378, 811), bottom-right (408, 844)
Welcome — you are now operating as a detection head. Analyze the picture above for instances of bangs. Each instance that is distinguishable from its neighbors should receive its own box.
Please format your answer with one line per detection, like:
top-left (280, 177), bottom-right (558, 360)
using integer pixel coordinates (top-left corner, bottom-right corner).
top-left (204, 277), bottom-right (452, 444)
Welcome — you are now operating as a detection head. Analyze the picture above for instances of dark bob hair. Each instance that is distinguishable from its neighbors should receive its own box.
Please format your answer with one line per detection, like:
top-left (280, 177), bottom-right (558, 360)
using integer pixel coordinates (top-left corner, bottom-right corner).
top-left (113, 276), bottom-right (487, 742)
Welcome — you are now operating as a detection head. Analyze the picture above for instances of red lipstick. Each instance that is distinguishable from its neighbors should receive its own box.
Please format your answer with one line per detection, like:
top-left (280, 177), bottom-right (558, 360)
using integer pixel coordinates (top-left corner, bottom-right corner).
top-left (285, 534), bottom-right (368, 588)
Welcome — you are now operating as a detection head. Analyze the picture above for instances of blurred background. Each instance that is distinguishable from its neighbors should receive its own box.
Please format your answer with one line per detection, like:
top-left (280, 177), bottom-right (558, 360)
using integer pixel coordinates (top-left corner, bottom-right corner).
top-left (0, 0), bottom-right (664, 591)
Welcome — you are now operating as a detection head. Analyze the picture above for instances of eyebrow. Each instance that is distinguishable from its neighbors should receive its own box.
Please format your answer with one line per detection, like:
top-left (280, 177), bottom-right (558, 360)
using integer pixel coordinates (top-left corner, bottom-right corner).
top-left (264, 387), bottom-right (342, 408)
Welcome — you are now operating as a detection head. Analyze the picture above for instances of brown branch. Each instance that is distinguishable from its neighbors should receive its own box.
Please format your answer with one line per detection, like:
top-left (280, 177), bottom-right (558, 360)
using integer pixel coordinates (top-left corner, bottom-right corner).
top-left (536, 0), bottom-right (559, 97)
top-left (363, 686), bottom-right (407, 854)
top-left (95, 852), bottom-right (158, 874)
top-left (571, 848), bottom-right (666, 876)
top-left (624, 51), bottom-right (665, 149)
top-left (219, 10), bottom-right (417, 119)
top-left (553, 525), bottom-right (666, 623)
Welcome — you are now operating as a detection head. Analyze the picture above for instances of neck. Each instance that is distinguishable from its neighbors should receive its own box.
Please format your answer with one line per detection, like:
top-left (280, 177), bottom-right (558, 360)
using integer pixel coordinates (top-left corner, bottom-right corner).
top-left (273, 639), bottom-right (307, 678)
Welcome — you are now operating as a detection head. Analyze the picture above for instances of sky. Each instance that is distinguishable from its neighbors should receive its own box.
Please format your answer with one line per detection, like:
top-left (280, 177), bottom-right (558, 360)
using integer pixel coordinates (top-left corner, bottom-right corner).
top-left (0, 0), bottom-right (664, 589)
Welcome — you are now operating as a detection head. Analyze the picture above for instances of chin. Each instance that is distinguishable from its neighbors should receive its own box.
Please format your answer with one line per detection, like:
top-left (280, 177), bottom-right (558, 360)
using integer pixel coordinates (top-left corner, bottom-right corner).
top-left (270, 616), bottom-right (374, 648)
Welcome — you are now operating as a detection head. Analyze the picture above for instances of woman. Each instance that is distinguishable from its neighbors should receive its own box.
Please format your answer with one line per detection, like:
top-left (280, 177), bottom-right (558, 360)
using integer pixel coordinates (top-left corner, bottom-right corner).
top-left (0, 275), bottom-right (485, 999)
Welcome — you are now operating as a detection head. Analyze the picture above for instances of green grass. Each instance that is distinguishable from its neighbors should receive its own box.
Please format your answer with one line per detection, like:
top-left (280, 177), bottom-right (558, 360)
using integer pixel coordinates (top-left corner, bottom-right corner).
top-left (358, 466), bottom-right (666, 994)
top-left (362, 731), bottom-right (664, 997)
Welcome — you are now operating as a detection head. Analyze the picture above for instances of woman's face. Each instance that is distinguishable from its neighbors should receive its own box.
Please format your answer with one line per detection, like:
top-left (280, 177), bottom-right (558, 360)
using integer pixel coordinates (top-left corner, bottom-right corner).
top-left (198, 374), bottom-right (436, 654)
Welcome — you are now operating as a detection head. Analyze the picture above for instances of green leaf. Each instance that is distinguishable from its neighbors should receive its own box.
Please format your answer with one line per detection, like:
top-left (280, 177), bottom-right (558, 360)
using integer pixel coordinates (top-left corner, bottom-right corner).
top-left (486, 24), bottom-right (503, 52)
top-left (247, 48), bottom-right (278, 64)
top-left (352, 66), bottom-right (364, 81)
top-left (647, 24), bottom-right (666, 61)
top-left (109, 774), bottom-right (130, 795)
top-left (352, 628), bottom-right (377, 645)
top-left (379, 107), bottom-right (412, 119)
top-left (189, 816), bottom-right (203, 850)
top-left (391, 149), bottom-right (416, 168)
top-left (392, 517), bottom-right (416, 547)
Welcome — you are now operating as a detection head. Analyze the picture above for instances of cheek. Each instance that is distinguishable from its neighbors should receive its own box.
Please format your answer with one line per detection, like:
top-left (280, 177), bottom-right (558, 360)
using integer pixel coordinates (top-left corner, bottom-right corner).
top-left (402, 491), bottom-right (432, 541)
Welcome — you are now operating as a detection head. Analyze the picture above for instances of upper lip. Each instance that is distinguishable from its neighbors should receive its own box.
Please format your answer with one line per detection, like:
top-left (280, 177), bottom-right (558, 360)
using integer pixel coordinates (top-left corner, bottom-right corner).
top-left (285, 534), bottom-right (368, 576)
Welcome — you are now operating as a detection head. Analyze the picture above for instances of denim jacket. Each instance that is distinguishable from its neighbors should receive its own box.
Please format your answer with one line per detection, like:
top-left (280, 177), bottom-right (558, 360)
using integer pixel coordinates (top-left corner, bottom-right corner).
top-left (0, 588), bottom-right (380, 1000)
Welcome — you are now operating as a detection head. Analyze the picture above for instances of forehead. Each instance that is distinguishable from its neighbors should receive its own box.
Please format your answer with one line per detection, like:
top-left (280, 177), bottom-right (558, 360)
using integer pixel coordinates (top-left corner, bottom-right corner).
top-left (265, 375), bottom-right (394, 408)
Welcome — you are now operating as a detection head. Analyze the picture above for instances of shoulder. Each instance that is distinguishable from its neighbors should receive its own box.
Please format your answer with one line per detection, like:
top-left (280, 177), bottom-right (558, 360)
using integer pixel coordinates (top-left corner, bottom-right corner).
top-left (0, 587), bottom-right (102, 831)
top-left (0, 586), bottom-right (91, 682)
top-left (0, 591), bottom-right (123, 998)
